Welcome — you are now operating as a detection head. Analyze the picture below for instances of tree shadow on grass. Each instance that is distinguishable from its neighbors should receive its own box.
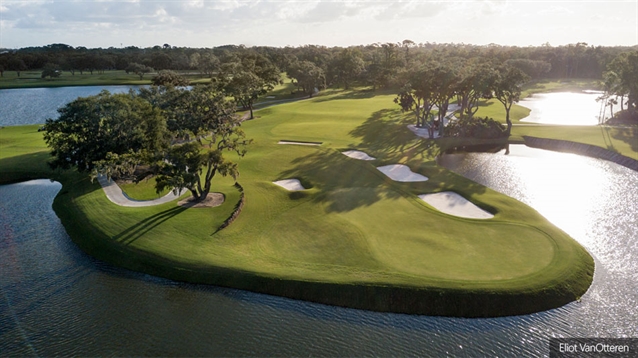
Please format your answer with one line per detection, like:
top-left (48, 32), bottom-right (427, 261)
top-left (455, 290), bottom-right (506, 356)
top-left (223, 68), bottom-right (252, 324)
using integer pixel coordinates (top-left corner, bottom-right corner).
top-left (475, 99), bottom-right (497, 108)
top-left (313, 88), bottom-right (386, 103)
top-left (0, 151), bottom-right (55, 183)
top-left (277, 108), bottom-right (495, 214)
top-left (610, 126), bottom-right (638, 158)
top-left (278, 149), bottom-right (405, 213)
top-left (599, 125), bottom-right (618, 152)
top-left (277, 146), bottom-right (494, 216)
top-left (114, 206), bottom-right (187, 245)
top-left (349, 109), bottom-right (419, 155)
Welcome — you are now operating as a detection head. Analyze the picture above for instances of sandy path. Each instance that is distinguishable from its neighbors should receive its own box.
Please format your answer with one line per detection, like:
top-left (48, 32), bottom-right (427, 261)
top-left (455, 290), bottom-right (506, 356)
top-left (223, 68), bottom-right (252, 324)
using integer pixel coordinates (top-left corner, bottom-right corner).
top-left (97, 174), bottom-right (186, 207)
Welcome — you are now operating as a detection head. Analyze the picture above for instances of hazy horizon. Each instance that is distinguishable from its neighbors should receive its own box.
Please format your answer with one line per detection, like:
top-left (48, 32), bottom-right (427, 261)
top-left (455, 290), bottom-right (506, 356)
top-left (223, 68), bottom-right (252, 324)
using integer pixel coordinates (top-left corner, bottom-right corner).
top-left (1, 0), bottom-right (637, 49)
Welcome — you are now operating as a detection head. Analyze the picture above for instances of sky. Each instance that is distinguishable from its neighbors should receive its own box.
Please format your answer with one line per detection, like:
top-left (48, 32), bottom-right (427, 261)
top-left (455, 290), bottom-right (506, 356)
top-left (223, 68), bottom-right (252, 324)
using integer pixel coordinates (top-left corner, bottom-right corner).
top-left (1, 0), bottom-right (637, 49)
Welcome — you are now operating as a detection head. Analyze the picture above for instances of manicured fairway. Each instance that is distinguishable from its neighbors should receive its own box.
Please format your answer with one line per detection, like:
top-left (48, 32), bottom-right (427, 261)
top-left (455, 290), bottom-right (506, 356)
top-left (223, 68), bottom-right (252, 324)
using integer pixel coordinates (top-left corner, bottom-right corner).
top-left (0, 88), bottom-right (599, 317)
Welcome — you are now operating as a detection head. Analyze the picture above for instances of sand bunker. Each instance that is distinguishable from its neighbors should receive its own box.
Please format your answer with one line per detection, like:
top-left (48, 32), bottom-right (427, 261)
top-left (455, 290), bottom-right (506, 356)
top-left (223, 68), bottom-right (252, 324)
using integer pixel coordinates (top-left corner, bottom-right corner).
top-left (278, 140), bottom-right (322, 146)
top-left (376, 164), bottom-right (428, 182)
top-left (418, 192), bottom-right (494, 219)
top-left (342, 150), bottom-right (376, 161)
top-left (273, 179), bottom-right (306, 191)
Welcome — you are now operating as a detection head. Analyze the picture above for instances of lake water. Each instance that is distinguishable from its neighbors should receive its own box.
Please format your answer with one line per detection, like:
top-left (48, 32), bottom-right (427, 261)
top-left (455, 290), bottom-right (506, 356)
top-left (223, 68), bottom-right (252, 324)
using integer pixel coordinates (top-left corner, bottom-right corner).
top-left (0, 87), bottom-right (611, 128)
top-left (518, 91), bottom-right (609, 125)
top-left (1, 146), bottom-right (636, 356)
top-left (0, 86), bottom-right (143, 126)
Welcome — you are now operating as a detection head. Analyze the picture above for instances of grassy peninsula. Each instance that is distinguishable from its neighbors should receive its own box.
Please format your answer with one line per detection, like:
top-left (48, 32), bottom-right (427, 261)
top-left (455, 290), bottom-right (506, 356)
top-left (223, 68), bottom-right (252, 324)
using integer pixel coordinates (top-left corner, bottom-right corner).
top-left (0, 85), bottom-right (607, 317)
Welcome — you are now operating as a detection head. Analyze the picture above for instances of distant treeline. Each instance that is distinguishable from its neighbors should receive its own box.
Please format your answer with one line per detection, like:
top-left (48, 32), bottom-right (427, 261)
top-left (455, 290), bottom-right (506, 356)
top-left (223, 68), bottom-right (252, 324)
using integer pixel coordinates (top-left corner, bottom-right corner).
top-left (1, 42), bottom-right (636, 83)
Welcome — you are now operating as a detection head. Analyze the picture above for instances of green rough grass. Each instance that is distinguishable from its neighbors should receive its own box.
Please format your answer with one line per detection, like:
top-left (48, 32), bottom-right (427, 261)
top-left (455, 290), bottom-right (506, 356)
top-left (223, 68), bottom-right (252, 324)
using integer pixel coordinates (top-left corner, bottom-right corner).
top-left (118, 178), bottom-right (171, 200)
top-left (0, 125), bottom-right (54, 183)
top-left (0, 87), bottom-right (601, 317)
top-left (469, 99), bottom-right (531, 124)
top-left (511, 125), bottom-right (638, 159)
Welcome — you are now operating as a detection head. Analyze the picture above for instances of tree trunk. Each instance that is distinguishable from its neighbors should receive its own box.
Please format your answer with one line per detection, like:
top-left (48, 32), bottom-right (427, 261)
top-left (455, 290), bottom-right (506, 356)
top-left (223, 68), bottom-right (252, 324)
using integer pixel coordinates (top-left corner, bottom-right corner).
top-left (505, 108), bottom-right (512, 135)
top-left (198, 188), bottom-right (209, 202)
top-left (610, 103), bottom-right (614, 118)
top-left (469, 104), bottom-right (480, 119)
top-left (189, 188), bottom-right (200, 201)
top-left (438, 102), bottom-right (448, 137)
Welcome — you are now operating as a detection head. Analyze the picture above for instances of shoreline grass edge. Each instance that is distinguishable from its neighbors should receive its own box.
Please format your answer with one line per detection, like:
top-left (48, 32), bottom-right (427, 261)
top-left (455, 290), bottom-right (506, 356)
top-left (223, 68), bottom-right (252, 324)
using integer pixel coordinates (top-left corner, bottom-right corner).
top-left (33, 150), bottom-right (594, 318)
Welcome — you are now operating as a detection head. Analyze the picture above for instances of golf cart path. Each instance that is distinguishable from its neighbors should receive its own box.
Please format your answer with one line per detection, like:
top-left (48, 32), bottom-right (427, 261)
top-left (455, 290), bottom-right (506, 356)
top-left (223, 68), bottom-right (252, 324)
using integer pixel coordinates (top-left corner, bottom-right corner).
top-left (97, 174), bottom-right (185, 207)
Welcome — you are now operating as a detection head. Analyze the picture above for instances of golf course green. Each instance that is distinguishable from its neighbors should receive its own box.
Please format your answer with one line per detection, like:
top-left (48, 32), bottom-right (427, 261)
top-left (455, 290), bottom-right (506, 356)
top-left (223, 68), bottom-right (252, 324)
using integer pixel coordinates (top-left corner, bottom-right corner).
top-left (0, 87), bottom-right (607, 317)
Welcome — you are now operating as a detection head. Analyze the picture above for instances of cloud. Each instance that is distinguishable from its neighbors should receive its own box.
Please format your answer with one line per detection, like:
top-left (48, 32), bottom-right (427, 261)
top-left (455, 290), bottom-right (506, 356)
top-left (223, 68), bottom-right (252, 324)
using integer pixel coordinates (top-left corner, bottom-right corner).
top-left (1, 0), bottom-right (636, 48)
top-left (293, 0), bottom-right (370, 23)
top-left (373, 1), bottom-right (449, 21)
top-left (538, 5), bottom-right (574, 15)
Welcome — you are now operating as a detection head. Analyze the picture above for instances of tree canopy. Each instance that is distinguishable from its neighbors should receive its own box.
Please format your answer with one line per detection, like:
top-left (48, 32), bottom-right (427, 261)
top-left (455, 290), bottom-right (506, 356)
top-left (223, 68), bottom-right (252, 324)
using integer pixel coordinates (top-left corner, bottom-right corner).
top-left (217, 53), bottom-right (281, 119)
top-left (43, 91), bottom-right (167, 172)
top-left (44, 85), bottom-right (249, 202)
top-left (41, 62), bottom-right (61, 79)
top-left (288, 60), bottom-right (326, 97)
top-left (604, 50), bottom-right (638, 121)
top-left (490, 65), bottom-right (530, 135)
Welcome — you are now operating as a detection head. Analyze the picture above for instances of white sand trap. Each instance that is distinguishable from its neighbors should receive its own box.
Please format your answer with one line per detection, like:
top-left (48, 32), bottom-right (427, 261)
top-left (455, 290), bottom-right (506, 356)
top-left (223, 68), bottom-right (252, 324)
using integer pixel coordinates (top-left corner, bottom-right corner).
top-left (278, 140), bottom-right (322, 146)
top-left (418, 192), bottom-right (494, 219)
top-left (273, 179), bottom-right (306, 191)
top-left (342, 150), bottom-right (376, 161)
top-left (376, 164), bottom-right (428, 182)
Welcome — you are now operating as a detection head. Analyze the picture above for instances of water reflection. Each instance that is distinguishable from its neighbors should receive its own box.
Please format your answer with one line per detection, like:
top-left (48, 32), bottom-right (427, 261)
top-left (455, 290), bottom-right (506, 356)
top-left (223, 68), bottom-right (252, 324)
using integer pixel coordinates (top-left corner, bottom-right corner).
top-left (1, 147), bottom-right (637, 356)
top-left (439, 145), bottom-right (635, 250)
top-left (0, 86), bottom-right (143, 126)
top-left (519, 91), bottom-right (609, 125)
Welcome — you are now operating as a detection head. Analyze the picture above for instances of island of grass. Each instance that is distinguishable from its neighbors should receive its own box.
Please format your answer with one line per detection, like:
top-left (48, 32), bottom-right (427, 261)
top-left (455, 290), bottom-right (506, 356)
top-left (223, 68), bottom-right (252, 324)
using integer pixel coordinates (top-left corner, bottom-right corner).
top-left (0, 88), bottom-right (609, 318)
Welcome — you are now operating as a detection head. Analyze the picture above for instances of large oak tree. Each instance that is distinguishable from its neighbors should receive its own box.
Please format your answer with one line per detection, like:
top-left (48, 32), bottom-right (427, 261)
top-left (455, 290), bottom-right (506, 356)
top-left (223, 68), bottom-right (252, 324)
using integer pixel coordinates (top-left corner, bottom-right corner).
top-left (43, 91), bottom-right (167, 173)
top-left (44, 86), bottom-right (250, 202)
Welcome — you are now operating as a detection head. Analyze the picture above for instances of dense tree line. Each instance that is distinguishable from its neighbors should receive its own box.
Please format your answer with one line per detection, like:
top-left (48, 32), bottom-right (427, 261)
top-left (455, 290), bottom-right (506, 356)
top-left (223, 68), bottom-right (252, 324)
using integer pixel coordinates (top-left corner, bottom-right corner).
top-left (1, 43), bottom-right (636, 126)
top-left (1, 42), bottom-right (635, 83)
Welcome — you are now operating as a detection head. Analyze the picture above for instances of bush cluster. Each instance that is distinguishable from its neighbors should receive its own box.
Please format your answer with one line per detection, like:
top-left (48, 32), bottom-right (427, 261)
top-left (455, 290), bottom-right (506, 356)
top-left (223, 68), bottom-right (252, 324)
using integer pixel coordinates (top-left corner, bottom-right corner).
top-left (446, 117), bottom-right (508, 139)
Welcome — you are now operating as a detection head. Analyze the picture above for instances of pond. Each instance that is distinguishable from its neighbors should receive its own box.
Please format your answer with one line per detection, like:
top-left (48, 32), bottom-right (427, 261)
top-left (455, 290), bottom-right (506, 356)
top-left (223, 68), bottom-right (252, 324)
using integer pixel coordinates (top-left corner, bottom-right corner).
top-left (518, 91), bottom-right (609, 125)
top-left (0, 86), bottom-right (144, 127)
top-left (1, 146), bottom-right (636, 356)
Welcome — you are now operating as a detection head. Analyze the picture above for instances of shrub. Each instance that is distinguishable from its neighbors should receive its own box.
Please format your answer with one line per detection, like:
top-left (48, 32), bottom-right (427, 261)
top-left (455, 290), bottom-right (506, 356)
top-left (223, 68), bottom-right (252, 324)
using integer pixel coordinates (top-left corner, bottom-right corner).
top-left (445, 117), bottom-right (508, 139)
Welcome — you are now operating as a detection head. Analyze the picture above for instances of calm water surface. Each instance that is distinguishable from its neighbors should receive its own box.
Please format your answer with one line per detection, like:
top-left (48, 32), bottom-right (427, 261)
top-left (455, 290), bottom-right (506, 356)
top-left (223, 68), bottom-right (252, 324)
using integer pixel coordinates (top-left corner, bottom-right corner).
top-left (0, 86), bottom-right (143, 126)
top-left (1, 146), bottom-right (636, 356)
top-left (518, 91), bottom-right (608, 125)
